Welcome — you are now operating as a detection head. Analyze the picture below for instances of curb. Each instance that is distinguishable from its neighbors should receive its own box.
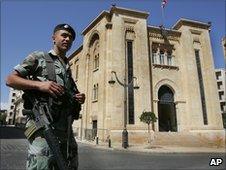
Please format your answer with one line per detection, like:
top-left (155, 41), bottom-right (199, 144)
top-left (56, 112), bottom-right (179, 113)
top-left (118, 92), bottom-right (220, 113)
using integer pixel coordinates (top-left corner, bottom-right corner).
top-left (76, 139), bottom-right (226, 154)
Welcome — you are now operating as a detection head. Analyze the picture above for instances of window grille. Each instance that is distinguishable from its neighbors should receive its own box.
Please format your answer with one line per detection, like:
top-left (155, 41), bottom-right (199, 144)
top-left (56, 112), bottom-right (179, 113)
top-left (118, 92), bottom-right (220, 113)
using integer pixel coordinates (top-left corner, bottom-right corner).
top-left (195, 49), bottom-right (208, 125)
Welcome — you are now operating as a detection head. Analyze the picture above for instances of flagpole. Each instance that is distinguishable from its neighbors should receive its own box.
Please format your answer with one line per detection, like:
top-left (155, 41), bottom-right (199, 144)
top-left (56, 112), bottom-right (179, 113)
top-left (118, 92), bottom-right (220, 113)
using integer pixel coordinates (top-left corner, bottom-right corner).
top-left (161, 3), bottom-right (165, 27)
top-left (160, 0), bottom-right (168, 38)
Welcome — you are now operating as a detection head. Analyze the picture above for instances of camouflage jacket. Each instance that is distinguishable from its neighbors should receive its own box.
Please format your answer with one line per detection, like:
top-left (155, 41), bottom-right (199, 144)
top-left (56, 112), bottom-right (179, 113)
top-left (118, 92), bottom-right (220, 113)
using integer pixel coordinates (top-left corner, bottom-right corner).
top-left (14, 50), bottom-right (77, 133)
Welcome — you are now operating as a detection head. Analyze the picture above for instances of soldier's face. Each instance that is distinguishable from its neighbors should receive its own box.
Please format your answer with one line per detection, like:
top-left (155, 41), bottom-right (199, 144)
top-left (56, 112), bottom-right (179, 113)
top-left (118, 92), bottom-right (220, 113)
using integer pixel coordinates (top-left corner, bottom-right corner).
top-left (52, 30), bottom-right (74, 52)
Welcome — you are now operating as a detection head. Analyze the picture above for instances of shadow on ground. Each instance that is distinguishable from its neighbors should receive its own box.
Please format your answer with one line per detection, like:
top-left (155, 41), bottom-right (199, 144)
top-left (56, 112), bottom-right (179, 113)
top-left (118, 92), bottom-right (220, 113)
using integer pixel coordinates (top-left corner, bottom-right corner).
top-left (0, 126), bottom-right (26, 139)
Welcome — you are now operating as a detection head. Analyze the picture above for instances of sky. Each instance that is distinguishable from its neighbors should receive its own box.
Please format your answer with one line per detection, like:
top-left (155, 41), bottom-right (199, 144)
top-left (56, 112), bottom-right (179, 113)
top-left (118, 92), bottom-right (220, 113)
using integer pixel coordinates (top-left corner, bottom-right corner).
top-left (1, 0), bottom-right (225, 109)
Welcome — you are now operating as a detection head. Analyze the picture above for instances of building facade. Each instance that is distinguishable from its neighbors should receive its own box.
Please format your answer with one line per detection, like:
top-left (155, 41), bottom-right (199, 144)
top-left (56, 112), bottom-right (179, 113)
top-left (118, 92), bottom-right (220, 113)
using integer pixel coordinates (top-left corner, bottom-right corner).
top-left (215, 68), bottom-right (226, 129)
top-left (6, 88), bottom-right (25, 125)
top-left (69, 6), bottom-right (225, 147)
top-left (222, 37), bottom-right (226, 63)
top-left (0, 109), bottom-right (7, 125)
top-left (215, 69), bottom-right (226, 116)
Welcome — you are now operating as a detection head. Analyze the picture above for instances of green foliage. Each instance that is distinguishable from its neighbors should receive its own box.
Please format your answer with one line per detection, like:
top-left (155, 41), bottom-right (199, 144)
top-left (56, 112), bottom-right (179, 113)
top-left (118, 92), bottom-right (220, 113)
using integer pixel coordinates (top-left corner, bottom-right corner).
top-left (0, 113), bottom-right (7, 124)
top-left (139, 111), bottom-right (157, 125)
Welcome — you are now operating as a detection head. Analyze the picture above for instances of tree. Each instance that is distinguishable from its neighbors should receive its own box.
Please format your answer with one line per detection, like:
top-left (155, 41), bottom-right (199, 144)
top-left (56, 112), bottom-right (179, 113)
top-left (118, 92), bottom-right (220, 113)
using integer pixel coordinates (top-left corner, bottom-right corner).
top-left (140, 111), bottom-right (157, 133)
top-left (0, 113), bottom-right (7, 125)
top-left (140, 111), bottom-right (157, 143)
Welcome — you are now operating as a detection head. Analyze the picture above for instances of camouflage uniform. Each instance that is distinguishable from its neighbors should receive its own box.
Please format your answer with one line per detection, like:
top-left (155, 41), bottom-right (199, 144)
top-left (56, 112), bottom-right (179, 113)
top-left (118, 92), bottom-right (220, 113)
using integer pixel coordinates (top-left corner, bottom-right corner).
top-left (14, 50), bottom-right (78, 170)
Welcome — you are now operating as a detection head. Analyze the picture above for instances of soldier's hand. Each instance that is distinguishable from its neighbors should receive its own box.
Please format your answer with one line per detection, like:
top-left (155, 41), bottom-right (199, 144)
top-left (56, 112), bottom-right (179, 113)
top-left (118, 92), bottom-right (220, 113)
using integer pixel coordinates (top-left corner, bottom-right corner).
top-left (38, 81), bottom-right (64, 98)
top-left (74, 93), bottom-right (85, 104)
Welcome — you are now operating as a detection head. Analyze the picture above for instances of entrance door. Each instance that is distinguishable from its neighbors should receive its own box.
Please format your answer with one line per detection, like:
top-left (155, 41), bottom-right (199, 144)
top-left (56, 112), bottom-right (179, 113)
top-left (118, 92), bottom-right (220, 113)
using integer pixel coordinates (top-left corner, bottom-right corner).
top-left (158, 86), bottom-right (177, 132)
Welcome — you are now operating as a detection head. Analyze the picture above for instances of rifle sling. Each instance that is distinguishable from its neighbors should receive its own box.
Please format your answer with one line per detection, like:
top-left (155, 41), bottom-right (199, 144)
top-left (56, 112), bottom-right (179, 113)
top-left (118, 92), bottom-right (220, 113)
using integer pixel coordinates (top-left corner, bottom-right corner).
top-left (44, 53), bottom-right (56, 82)
top-left (44, 52), bottom-right (73, 165)
top-left (43, 53), bottom-right (56, 108)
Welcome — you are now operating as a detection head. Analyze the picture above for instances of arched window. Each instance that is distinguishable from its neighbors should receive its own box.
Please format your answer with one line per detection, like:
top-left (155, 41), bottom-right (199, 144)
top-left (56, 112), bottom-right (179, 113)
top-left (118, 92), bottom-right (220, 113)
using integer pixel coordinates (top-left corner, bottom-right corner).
top-left (93, 50), bottom-right (99, 70)
top-left (88, 33), bottom-right (100, 71)
top-left (166, 51), bottom-right (172, 65)
top-left (152, 48), bottom-right (158, 64)
top-left (159, 50), bottom-right (165, 65)
top-left (92, 83), bottom-right (98, 101)
top-left (158, 86), bottom-right (174, 104)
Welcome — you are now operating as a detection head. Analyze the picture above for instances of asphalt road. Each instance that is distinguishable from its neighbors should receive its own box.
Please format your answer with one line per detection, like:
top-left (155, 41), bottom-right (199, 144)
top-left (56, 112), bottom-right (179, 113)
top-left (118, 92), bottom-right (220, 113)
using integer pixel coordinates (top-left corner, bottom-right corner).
top-left (1, 126), bottom-right (225, 170)
top-left (78, 143), bottom-right (226, 170)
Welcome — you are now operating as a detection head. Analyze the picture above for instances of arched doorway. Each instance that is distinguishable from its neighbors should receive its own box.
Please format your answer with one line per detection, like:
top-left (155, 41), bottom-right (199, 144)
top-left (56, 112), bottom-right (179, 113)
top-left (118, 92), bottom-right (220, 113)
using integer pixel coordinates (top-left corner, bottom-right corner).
top-left (158, 85), bottom-right (177, 132)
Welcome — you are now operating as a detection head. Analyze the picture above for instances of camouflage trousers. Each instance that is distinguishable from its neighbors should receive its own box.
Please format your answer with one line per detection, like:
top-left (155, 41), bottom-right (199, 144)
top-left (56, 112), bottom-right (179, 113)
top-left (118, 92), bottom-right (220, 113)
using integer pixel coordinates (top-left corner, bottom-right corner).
top-left (26, 135), bottom-right (78, 170)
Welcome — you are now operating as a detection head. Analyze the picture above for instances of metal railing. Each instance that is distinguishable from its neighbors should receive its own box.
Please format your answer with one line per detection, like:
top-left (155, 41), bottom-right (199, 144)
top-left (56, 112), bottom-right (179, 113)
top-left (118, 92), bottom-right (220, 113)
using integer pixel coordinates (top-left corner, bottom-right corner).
top-left (73, 127), bottom-right (110, 142)
top-left (84, 128), bottom-right (97, 141)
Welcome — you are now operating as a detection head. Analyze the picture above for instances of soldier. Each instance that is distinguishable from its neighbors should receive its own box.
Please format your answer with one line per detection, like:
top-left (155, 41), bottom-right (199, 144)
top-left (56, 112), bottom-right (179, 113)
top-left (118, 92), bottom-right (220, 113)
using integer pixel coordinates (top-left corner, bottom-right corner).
top-left (6, 24), bottom-right (85, 170)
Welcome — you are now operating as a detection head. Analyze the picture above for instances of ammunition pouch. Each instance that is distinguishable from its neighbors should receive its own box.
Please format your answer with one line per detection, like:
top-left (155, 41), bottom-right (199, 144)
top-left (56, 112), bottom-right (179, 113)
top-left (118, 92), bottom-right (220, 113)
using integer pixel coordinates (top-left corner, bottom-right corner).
top-left (56, 92), bottom-right (81, 120)
top-left (69, 100), bottom-right (81, 120)
top-left (22, 91), bottom-right (48, 110)
top-left (23, 118), bottom-right (43, 140)
top-left (22, 89), bottom-right (81, 140)
top-left (22, 93), bottom-right (33, 110)
top-left (23, 91), bottom-right (60, 120)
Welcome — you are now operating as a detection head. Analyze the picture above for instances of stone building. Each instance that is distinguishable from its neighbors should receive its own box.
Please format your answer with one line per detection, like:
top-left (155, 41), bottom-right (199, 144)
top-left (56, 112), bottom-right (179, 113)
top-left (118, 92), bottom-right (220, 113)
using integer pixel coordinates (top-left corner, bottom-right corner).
top-left (216, 69), bottom-right (226, 129)
top-left (222, 37), bottom-right (226, 62)
top-left (215, 69), bottom-right (226, 116)
top-left (69, 6), bottom-right (225, 147)
top-left (0, 109), bottom-right (7, 125)
top-left (6, 88), bottom-right (25, 125)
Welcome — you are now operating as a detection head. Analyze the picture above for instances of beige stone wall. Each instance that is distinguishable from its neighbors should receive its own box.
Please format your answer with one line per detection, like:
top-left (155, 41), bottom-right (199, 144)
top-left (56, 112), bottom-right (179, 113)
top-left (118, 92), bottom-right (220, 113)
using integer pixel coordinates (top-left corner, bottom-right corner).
top-left (71, 10), bottom-right (152, 140)
top-left (150, 35), bottom-right (185, 131)
top-left (200, 30), bottom-right (223, 128)
top-left (176, 25), bottom-right (223, 130)
top-left (72, 16), bottom-right (112, 140)
top-left (70, 7), bottom-right (224, 146)
top-left (178, 26), bottom-right (204, 129)
top-left (105, 13), bottom-right (125, 131)
top-left (109, 13), bottom-right (151, 130)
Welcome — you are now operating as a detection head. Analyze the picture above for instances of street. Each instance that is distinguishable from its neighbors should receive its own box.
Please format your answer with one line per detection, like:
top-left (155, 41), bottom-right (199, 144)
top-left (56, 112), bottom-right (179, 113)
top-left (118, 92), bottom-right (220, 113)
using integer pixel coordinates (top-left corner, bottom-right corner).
top-left (78, 143), bottom-right (226, 170)
top-left (1, 127), bottom-right (225, 170)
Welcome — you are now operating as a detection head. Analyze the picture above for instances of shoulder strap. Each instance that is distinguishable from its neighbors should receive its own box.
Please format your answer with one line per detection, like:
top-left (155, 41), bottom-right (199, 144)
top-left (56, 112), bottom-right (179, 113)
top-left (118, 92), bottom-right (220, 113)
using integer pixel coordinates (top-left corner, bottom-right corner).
top-left (43, 53), bottom-right (56, 107)
top-left (44, 53), bottom-right (56, 82)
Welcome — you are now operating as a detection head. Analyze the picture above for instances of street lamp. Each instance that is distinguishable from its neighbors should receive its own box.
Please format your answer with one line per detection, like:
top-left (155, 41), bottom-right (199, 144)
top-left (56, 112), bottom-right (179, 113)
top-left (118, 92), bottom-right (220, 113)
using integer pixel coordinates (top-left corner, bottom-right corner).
top-left (108, 71), bottom-right (139, 148)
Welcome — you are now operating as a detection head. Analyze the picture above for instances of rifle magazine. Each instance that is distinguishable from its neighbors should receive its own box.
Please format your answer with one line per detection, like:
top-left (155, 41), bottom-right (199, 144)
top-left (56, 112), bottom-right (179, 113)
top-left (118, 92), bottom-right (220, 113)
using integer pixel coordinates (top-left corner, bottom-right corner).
top-left (24, 123), bottom-right (42, 140)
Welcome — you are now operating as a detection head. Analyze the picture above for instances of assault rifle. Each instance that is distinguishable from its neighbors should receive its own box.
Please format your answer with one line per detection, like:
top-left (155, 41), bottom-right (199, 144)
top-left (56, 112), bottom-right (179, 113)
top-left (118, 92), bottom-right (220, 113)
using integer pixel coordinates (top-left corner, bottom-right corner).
top-left (59, 89), bottom-right (81, 167)
top-left (22, 91), bottom-right (70, 170)
top-left (58, 89), bottom-right (81, 120)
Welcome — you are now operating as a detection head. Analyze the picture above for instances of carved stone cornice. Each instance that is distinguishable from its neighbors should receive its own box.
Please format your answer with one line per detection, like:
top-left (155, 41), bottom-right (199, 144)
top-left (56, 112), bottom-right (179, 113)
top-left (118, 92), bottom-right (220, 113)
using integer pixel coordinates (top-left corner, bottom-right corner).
top-left (149, 32), bottom-right (163, 40)
top-left (149, 32), bottom-right (180, 42)
top-left (152, 42), bottom-right (174, 51)
top-left (123, 17), bottom-right (138, 24)
top-left (148, 26), bottom-right (181, 37)
top-left (190, 29), bottom-right (202, 35)
top-left (153, 64), bottom-right (179, 71)
top-left (125, 25), bottom-right (134, 32)
top-left (126, 30), bottom-right (135, 40)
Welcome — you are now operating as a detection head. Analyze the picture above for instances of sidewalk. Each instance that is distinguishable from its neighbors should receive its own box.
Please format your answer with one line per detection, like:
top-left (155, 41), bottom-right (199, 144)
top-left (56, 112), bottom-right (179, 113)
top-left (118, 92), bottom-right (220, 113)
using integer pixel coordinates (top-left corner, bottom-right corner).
top-left (76, 138), bottom-right (226, 154)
